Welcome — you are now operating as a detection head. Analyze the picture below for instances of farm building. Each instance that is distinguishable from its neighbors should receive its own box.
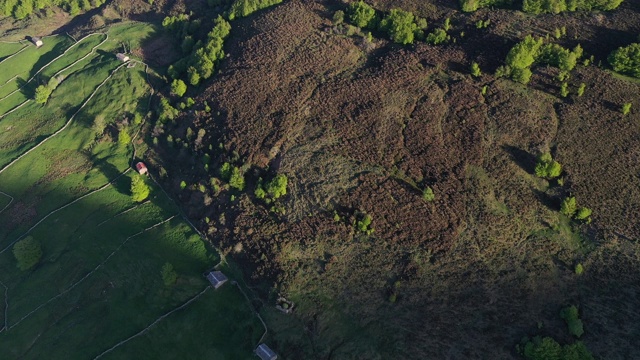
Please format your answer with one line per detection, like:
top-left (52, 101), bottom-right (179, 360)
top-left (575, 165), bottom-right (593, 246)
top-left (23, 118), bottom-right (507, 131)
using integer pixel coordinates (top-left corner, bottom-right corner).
top-left (135, 162), bottom-right (148, 175)
top-left (206, 271), bottom-right (228, 289)
top-left (30, 37), bottom-right (43, 47)
top-left (116, 53), bottom-right (130, 62)
top-left (255, 344), bottom-right (277, 360)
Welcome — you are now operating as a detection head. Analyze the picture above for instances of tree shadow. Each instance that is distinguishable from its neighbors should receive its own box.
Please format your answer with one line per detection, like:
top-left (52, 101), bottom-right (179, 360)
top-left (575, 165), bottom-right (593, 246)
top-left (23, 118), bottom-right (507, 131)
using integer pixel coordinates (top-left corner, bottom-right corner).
top-left (532, 188), bottom-right (559, 211)
top-left (502, 145), bottom-right (536, 174)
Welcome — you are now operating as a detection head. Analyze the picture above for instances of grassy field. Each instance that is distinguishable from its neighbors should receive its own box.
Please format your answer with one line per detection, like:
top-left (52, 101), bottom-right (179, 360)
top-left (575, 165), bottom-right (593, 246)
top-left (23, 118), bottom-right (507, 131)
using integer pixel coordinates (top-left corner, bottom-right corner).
top-left (0, 22), bottom-right (262, 359)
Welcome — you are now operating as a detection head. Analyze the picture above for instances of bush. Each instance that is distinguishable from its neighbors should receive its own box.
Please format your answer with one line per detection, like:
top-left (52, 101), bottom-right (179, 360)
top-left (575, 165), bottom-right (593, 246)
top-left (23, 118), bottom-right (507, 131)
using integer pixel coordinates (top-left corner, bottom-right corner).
top-left (161, 262), bottom-right (178, 286)
top-left (560, 196), bottom-right (577, 217)
top-left (577, 83), bottom-right (586, 97)
top-left (356, 214), bottom-right (374, 235)
top-left (347, 1), bottom-right (376, 28)
top-left (131, 174), bottom-right (150, 202)
top-left (13, 236), bottom-right (42, 271)
top-left (609, 43), bottom-right (640, 78)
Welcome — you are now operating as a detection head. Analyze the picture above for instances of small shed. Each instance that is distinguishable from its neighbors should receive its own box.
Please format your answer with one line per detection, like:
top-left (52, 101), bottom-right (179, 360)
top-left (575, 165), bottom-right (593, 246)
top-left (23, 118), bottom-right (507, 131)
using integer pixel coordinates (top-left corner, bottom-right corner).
top-left (31, 37), bottom-right (43, 47)
top-left (206, 271), bottom-right (228, 289)
top-left (135, 162), bottom-right (148, 175)
top-left (255, 344), bottom-right (277, 360)
top-left (116, 53), bottom-right (130, 62)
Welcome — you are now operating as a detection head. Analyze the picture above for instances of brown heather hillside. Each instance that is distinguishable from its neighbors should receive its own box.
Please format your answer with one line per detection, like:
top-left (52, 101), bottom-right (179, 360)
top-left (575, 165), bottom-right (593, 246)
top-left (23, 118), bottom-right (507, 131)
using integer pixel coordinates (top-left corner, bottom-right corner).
top-left (146, 0), bottom-right (640, 358)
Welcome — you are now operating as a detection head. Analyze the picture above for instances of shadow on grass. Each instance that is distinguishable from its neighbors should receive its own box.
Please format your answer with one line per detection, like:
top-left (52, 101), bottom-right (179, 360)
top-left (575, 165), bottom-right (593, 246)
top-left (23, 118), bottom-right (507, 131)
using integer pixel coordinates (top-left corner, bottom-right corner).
top-left (502, 145), bottom-right (536, 174)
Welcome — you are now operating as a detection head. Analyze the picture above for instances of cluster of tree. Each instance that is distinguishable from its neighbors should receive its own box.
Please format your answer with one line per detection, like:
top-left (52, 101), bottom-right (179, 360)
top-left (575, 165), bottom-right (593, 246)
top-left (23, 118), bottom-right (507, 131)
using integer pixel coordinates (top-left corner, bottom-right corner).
top-left (34, 75), bottom-right (62, 104)
top-left (498, 36), bottom-right (583, 84)
top-left (460, 0), bottom-right (622, 13)
top-left (560, 196), bottom-right (592, 222)
top-left (345, 1), bottom-right (427, 45)
top-left (459, 0), bottom-right (512, 13)
top-left (534, 153), bottom-right (562, 179)
top-left (228, 0), bottom-right (282, 19)
top-left (255, 174), bottom-right (288, 201)
top-left (500, 35), bottom-right (544, 84)
top-left (521, 336), bottom-right (593, 360)
top-left (560, 305), bottom-right (584, 338)
top-left (538, 43), bottom-right (583, 71)
top-left (167, 16), bottom-right (231, 86)
top-left (157, 97), bottom-right (179, 122)
top-left (13, 236), bottom-right (42, 271)
top-left (1, 0), bottom-right (105, 19)
top-left (523, 0), bottom-right (623, 14)
top-left (608, 43), bottom-right (640, 78)
top-left (219, 162), bottom-right (245, 190)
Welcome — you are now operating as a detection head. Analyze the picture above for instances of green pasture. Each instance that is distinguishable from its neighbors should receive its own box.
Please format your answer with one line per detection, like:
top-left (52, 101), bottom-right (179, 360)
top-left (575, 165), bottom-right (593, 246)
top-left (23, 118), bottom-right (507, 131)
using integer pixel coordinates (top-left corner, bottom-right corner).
top-left (0, 22), bottom-right (261, 359)
top-left (0, 41), bottom-right (27, 59)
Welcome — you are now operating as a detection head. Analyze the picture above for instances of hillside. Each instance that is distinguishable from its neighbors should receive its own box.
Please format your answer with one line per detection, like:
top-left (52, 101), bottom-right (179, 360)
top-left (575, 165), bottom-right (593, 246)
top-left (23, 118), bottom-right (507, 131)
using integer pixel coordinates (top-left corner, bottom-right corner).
top-left (151, 0), bottom-right (640, 358)
top-left (1, 0), bottom-right (640, 358)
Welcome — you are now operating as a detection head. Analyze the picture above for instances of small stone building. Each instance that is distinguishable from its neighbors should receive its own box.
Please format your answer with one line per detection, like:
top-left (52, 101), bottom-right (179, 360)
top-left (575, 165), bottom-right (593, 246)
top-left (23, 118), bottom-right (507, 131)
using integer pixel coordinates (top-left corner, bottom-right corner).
top-left (255, 344), bottom-right (277, 360)
top-left (116, 53), bottom-right (130, 62)
top-left (31, 37), bottom-right (43, 47)
top-left (206, 271), bottom-right (228, 289)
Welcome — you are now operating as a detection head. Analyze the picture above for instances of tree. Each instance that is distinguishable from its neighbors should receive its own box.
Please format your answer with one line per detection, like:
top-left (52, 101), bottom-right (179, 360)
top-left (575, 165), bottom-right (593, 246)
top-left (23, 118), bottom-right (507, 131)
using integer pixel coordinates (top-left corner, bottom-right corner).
top-left (118, 129), bottom-right (131, 146)
top-left (229, 167), bottom-right (245, 190)
top-left (131, 174), bottom-right (151, 202)
top-left (560, 82), bottom-right (569, 97)
top-left (577, 83), bottom-right (586, 97)
top-left (34, 85), bottom-right (52, 104)
top-left (347, 1), bottom-right (376, 28)
top-left (333, 10), bottom-right (344, 25)
top-left (534, 153), bottom-right (562, 179)
top-left (422, 186), bottom-right (435, 201)
top-left (13, 236), bottom-right (42, 271)
top-left (608, 43), bottom-right (640, 78)
top-left (560, 196), bottom-right (577, 217)
top-left (161, 262), bottom-right (178, 286)
top-left (426, 28), bottom-right (449, 45)
top-left (621, 102), bottom-right (632, 115)
top-left (560, 305), bottom-right (584, 337)
top-left (470, 62), bottom-right (481, 77)
top-left (266, 174), bottom-right (288, 199)
top-left (574, 207), bottom-right (592, 221)
top-left (171, 79), bottom-right (187, 97)
top-left (523, 336), bottom-right (562, 360)
top-left (379, 9), bottom-right (419, 45)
